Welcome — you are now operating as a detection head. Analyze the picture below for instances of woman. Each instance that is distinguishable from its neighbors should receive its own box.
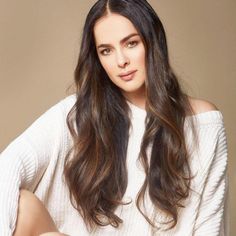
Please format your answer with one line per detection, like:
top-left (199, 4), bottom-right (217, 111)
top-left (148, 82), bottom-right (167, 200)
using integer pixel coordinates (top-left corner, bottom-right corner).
top-left (0, 0), bottom-right (228, 235)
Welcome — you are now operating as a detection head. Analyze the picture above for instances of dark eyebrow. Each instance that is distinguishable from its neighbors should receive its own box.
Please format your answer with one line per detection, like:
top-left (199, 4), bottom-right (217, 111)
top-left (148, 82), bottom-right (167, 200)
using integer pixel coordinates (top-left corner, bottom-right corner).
top-left (97, 33), bottom-right (139, 49)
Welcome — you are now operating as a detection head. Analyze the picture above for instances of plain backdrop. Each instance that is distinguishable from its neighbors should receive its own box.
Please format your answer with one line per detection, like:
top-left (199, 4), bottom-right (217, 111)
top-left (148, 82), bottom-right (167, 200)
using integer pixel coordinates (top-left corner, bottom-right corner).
top-left (0, 0), bottom-right (235, 234)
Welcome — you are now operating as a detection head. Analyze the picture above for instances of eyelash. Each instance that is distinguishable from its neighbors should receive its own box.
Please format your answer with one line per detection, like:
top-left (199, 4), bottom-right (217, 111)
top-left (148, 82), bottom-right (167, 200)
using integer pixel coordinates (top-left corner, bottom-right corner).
top-left (100, 40), bottom-right (139, 56)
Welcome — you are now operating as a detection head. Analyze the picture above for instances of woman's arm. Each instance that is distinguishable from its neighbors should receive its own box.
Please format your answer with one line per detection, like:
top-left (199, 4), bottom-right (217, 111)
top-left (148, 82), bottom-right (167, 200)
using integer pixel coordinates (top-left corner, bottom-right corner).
top-left (0, 100), bottom-right (67, 236)
top-left (39, 233), bottom-right (69, 236)
top-left (193, 124), bottom-right (228, 236)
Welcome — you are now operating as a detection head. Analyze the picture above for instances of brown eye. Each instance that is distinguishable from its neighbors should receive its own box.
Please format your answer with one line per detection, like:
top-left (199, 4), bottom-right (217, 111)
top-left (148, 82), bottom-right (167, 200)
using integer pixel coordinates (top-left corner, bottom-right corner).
top-left (100, 48), bottom-right (111, 55)
top-left (127, 41), bottom-right (138, 48)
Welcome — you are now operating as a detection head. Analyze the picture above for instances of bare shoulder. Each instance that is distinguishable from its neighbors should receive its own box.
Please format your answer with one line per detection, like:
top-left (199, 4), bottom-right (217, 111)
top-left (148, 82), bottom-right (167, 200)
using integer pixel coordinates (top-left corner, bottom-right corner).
top-left (188, 96), bottom-right (219, 115)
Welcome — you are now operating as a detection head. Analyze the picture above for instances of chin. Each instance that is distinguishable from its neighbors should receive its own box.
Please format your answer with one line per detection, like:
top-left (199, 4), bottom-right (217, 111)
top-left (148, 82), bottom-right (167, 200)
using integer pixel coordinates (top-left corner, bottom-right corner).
top-left (127, 83), bottom-right (145, 90)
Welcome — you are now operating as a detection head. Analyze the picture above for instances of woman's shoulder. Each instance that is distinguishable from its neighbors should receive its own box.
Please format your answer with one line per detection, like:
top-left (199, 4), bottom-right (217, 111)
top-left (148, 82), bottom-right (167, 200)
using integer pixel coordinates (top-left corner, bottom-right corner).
top-left (188, 96), bottom-right (219, 115)
top-left (30, 94), bottom-right (77, 127)
top-left (186, 96), bottom-right (224, 125)
top-left (52, 93), bottom-right (77, 115)
top-left (58, 93), bottom-right (77, 108)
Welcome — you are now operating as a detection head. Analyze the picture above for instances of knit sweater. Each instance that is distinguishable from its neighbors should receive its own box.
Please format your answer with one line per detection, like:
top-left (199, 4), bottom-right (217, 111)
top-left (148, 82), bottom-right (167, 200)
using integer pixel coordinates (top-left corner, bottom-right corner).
top-left (0, 94), bottom-right (228, 236)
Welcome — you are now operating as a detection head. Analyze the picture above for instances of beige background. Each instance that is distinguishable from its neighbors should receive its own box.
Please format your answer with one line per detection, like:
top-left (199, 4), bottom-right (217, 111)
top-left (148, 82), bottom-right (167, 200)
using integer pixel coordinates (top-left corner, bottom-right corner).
top-left (0, 0), bottom-right (235, 234)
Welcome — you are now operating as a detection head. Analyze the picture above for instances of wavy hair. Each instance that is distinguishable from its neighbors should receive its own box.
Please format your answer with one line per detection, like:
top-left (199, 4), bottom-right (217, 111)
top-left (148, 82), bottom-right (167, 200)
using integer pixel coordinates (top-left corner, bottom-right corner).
top-left (64, 0), bottom-right (197, 232)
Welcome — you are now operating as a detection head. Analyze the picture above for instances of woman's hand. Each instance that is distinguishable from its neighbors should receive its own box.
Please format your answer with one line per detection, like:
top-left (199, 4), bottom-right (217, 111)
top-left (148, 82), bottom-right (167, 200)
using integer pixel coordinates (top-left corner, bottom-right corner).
top-left (39, 233), bottom-right (69, 236)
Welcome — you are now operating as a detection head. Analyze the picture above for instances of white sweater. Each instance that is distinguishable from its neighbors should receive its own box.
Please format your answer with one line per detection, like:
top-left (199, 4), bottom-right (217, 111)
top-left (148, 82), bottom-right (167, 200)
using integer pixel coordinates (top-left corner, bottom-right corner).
top-left (0, 94), bottom-right (228, 236)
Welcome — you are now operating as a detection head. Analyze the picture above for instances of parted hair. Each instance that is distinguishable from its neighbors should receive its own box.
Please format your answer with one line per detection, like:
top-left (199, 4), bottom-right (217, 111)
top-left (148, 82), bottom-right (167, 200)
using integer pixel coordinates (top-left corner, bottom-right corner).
top-left (64, 0), bottom-right (197, 232)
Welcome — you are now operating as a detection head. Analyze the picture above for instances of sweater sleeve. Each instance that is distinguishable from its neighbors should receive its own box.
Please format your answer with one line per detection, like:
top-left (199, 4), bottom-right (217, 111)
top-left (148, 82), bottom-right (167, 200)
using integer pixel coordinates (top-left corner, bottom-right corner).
top-left (193, 124), bottom-right (228, 236)
top-left (0, 101), bottom-right (66, 236)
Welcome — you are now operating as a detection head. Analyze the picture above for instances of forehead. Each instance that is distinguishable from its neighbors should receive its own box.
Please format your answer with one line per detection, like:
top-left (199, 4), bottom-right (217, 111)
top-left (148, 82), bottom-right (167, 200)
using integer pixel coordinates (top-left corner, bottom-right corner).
top-left (94, 13), bottom-right (138, 44)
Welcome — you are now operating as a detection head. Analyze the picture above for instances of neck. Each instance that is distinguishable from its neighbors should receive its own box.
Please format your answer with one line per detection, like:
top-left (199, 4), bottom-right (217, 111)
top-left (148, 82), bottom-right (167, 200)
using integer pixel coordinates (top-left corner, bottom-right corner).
top-left (122, 85), bottom-right (146, 110)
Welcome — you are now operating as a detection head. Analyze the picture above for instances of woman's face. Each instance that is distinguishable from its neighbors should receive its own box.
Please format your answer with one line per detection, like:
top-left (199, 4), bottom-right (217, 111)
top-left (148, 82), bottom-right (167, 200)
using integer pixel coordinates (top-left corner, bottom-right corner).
top-left (94, 13), bottom-right (147, 102)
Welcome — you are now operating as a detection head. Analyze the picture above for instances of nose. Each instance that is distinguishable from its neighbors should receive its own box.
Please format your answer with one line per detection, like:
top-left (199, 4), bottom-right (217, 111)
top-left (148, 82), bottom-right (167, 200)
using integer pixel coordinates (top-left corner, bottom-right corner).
top-left (116, 50), bottom-right (130, 68)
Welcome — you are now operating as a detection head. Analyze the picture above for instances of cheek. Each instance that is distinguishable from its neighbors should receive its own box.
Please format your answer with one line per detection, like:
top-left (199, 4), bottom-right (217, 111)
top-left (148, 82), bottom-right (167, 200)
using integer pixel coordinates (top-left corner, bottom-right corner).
top-left (129, 46), bottom-right (146, 66)
top-left (136, 48), bottom-right (146, 64)
top-left (99, 57), bottom-right (116, 76)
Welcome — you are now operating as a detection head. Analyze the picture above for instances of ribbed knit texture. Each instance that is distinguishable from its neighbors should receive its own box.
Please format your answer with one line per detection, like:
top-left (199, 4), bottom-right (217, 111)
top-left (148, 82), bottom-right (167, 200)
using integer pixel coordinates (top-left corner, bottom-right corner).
top-left (0, 94), bottom-right (228, 236)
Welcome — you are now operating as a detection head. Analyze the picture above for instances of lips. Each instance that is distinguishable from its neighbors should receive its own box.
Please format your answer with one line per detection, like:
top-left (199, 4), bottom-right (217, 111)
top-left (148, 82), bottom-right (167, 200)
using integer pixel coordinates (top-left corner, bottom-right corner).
top-left (119, 70), bottom-right (137, 77)
top-left (118, 70), bottom-right (137, 81)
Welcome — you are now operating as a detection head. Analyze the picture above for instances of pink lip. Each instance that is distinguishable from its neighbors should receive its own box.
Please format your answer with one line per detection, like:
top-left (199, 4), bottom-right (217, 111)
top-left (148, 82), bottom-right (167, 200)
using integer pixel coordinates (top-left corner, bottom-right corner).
top-left (119, 70), bottom-right (137, 81)
top-left (118, 70), bottom-right (137, 77)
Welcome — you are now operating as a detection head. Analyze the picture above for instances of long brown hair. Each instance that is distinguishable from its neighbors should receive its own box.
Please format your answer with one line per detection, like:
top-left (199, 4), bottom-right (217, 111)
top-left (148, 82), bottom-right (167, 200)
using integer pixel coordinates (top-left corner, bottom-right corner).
top-left (64, 0), bottom-right (197, 232)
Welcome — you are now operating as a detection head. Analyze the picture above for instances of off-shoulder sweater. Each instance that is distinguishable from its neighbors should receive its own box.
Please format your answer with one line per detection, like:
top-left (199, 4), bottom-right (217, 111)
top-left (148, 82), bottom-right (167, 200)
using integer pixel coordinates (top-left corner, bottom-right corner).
top-left (0, 94), bottom-right (228, 236)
